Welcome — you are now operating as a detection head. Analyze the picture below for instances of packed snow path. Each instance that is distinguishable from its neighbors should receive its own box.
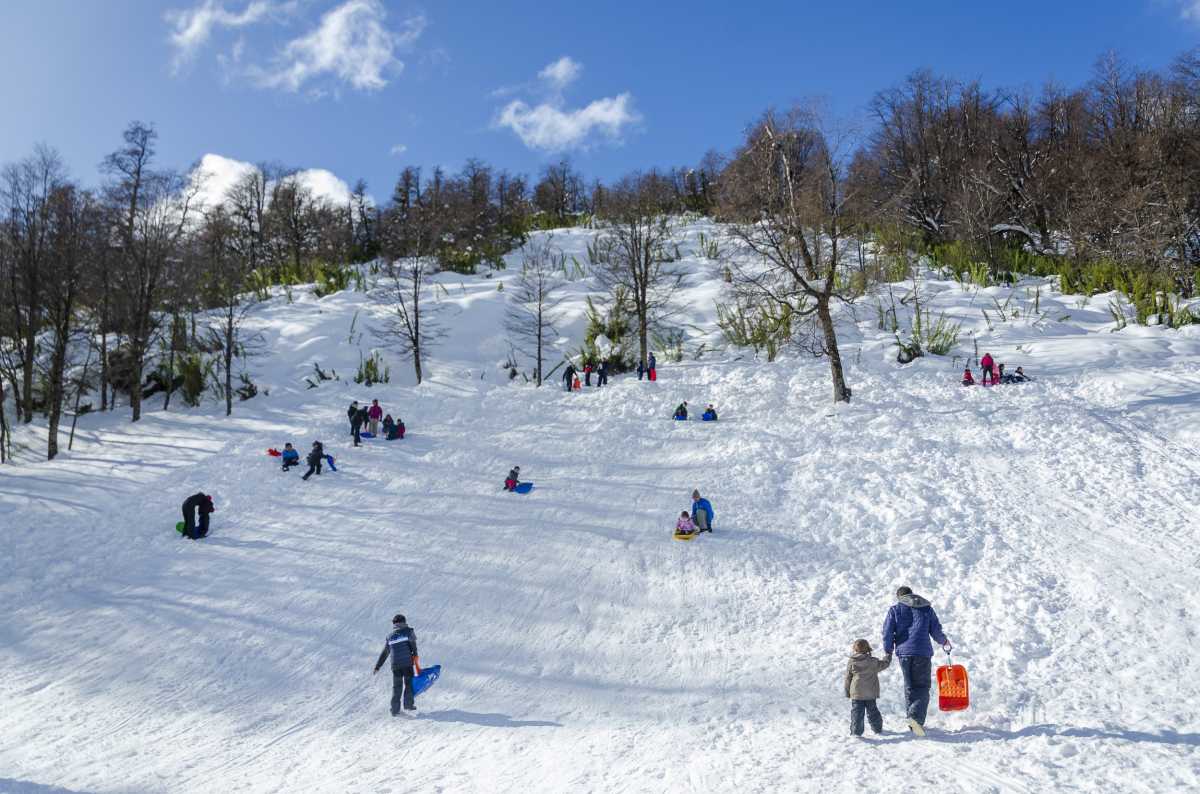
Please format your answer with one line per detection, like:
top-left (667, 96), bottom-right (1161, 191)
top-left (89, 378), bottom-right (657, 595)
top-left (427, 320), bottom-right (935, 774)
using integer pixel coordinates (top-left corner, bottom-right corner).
top-left (3, 353), bottom-right (1199, 793)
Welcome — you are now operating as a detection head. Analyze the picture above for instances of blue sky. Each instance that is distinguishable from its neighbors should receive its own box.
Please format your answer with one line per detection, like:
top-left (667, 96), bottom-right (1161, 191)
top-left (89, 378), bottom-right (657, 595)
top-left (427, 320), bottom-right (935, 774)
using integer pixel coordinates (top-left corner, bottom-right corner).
top-left (1, 0), bottom-right (1197, 198)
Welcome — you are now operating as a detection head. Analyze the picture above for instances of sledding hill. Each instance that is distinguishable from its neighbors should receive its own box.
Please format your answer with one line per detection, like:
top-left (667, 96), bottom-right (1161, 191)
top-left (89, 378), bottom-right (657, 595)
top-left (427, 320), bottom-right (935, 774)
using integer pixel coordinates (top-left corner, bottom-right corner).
top-left (2, 221), bottom-right (1200, 793)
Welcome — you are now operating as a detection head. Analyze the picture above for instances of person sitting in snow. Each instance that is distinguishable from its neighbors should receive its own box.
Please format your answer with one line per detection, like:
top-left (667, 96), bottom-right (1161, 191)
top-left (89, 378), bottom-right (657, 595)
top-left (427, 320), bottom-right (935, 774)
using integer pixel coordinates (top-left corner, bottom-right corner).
top-left (701, 404), bottom-right (718, 421)
top-left (961, 366), bottom-right (975, 386)
top-left (844, 638), bottom-right (892, 737)
top-left (673, 401), bottom-right (689, 420)
top-left (383, 414), bottom-right (405, 440)
top-left (302, 441), bottom-right (325, 481)
top-left (675, 510), bottom-right (696, 537)
top-left (281, 442), bottom-right (300, 471)
top-left (504, 466), bottom-right (521, 492)
top-left (1011, 366), bottom-right (1030, 382)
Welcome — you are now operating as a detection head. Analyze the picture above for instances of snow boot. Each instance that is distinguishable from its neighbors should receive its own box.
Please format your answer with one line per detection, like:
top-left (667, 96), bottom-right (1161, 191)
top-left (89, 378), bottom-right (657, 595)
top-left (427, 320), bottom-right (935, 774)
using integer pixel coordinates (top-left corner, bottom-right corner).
top-left (907, 718), bottom-right (926, 737)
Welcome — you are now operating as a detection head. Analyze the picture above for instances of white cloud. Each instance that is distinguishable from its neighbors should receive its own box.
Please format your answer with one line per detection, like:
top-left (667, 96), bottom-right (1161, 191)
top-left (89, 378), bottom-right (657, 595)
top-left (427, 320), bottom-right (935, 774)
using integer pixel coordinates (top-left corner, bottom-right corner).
top-left (165, 0), bottom-right (289, 72)
top-left (495, 57), bottom-right (640, 152)
top-left (1182, 1), bottom-right (1200, 20)
top-left (253, 0), bottom-right (424, 93)
top-left (189, 154), bottom-right (354, 211)
top-left (538, 56), bottom-right (581, 92)
top-left (390, 144), bottom-right (408, 156)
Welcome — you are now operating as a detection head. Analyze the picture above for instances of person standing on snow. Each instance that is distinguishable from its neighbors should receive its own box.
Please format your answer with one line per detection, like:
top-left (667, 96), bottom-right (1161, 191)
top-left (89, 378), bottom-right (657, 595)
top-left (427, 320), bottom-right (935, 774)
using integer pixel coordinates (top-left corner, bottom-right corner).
top-left (980, 352), bottom-right (995, 385)
top-left (350, 404), bottom-right (365, 447)
top-left (373, 613), bottom-right (421, 717)
top-left (881, 586), bottom-right (951, 736)
top-left (691, 489), bottom-right (713, 533)
top-left (180, 492), bottom-right (215, 539)
top-left (302, 441), bottom-right (325, 481)
top-left (648, 352), bottom-right (657, 381)
top-left (596, 359), bottom-right (609, 388)
top-left (347, 401), bottom-right (360, 434)
top-left (368, 399), bottom-right (384, 436)
top-left (562, 363), bottom-right (578, 393)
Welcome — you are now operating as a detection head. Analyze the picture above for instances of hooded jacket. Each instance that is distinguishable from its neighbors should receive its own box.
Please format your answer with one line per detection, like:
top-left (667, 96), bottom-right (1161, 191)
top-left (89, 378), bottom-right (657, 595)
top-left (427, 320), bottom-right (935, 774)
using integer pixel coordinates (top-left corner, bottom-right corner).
top-left (374, 621), bottom-right (419, 672)
top-left (844, 652), bottom-right (891, 700)
top-left (306, 444), bottom-right (325, 467)
top-left (882, 593), bottom-right (947, 657)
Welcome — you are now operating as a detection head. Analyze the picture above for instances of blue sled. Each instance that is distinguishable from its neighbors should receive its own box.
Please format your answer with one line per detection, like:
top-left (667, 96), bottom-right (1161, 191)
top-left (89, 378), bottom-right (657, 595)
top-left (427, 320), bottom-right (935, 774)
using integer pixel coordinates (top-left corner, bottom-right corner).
top-left (513, 482), bottom-right (534, 494)
top-left (325, 454), bottom-right (337, 471)
top-left (413, 664), bottom-right (442, 696)
top-left (674, 416), bottom-right (687, 421)
top-left (701, 416), bottom-right (717, 422)
top-left (359, 431), bottom-right (375, 439)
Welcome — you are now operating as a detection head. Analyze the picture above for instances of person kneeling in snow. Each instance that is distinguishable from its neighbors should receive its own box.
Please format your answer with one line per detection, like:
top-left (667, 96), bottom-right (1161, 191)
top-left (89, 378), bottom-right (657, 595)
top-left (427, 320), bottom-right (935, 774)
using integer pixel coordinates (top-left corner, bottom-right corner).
top-left (673, 402), bottom-right (689, 420)
top-left (373, 613), bottom-right (421, 717)
top-left (701, 404), bottom-right (718, 421)
top-left (691, 489), bottom-right (714, 533)
top-left (961, 367), bottom-right (974, 386)
top-left (181, 492), bottom-right (215, 539)
top-left (675, 510), bottom-right (696, 537)
top-left (281, 442), bottom-right (300, 471)
top-left (382, 414), bottom-right (405, 440)
top-left (504, 466), bottom-right (521, 491)
top-left (845, 638), bottom-right (892, 737)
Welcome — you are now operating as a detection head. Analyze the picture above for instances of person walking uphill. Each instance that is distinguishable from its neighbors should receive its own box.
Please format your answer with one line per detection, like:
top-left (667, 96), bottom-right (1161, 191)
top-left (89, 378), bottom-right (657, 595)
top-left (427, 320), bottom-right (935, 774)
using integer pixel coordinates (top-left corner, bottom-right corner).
top-left (368, 399), bottom-right (383, 436)
top-left (882, 586), bottom-right (951, 736)
top-left (373, 614), bottom-right (421, 716)
top-left (844, 639), bottom-right (892, 737)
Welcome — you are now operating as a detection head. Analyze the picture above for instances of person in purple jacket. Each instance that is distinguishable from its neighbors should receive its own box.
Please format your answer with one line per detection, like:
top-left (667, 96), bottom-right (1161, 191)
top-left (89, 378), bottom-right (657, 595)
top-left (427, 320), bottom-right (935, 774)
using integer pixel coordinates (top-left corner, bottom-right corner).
top-left (881, 586), bottom-right (952, 735)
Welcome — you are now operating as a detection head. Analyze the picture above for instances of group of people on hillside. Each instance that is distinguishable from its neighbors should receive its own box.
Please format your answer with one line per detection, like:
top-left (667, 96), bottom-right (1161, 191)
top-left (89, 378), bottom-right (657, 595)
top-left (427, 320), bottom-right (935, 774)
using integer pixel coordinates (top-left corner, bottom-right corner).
top-left (845, 586), bottom-right (952, 737)
top-left (672, 402), bottom-right (718, 421)
top-left (561, 353), bottom-right (659, 392)
top-left (348, 399), bottom-right (404, 444)
top-left (962, 352), bottom-right (1030, 386)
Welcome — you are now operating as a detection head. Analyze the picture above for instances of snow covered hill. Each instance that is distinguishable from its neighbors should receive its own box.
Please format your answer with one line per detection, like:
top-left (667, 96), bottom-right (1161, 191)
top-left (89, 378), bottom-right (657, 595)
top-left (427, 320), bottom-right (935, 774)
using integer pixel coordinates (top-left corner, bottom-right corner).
top-left (2, 222), bottom-right (1199, 793)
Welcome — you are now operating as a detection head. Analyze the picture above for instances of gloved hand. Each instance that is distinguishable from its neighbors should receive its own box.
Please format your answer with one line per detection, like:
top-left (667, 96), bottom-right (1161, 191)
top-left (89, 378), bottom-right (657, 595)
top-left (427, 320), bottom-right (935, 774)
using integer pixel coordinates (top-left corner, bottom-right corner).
top-left (412, 655), bottom-right (421, 675)
top-left (372, 665), bottom-right (380, 675)
top-left (943, 642), bottom-right (953, 653)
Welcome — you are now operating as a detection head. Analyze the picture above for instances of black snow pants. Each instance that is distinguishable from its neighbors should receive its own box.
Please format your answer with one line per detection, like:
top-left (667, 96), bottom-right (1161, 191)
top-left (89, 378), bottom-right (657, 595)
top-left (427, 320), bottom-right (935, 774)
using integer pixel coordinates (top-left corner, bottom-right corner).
top-left (302, 459), bottom-right (322, 480)
top-left (391, 666), bottom-right (416, 714)
top-left (850, 699), bottom-right (883, 735)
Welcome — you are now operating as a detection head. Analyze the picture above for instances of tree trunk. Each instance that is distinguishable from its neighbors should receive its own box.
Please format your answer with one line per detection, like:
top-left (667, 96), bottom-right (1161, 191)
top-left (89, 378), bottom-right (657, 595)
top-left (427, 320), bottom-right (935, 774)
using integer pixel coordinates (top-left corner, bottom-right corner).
top-left (130, 351), bottom-right (144, 422)
top-left (21, 324), bottom-right (35, 423)
top-left (817, 299), bottom-right (850, 403)
top-left (46, 335), bottom-right (68, 461)
top-left (99, 324), bottom-right (108, 411)
top-left (68, 346), bottom-right (93, 452)
top-left (225, 321), bottom-right (234, 416)
top-left (0, 376), bottom-right (8, 463)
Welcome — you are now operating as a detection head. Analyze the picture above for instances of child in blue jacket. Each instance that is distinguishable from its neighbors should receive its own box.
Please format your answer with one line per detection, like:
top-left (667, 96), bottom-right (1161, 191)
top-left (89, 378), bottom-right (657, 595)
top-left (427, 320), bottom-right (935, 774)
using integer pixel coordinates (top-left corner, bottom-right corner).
top-left (281, 443), bottom-right (300, 471)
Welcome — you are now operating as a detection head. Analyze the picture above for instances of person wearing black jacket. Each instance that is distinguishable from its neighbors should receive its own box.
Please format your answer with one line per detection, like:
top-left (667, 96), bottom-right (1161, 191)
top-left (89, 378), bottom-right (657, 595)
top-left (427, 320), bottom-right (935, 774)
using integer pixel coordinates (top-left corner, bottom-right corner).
top-left (350, 403), bottom-right (365, 447)
top-left (347, 401), bottom-right (359, 432)
top-left (302, 441), bottom-right (324, 480)
top-left (596, 359), bottom-right (608, 388)
top-left (562, 363), bottom-right (577, 393)
top-left (373, 614), bottom-right (421, 716)
top-left (181, 492), bottom-right (215, 539)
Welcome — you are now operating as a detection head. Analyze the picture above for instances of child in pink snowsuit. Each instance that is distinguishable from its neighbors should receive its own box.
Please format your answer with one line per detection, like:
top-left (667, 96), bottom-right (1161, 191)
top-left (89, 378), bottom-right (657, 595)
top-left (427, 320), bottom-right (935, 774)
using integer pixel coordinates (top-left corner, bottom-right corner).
top-left (675, 511), bottom-right (695, 536)
top-left (962, 367), bottom-right (975, 386)
top-left (368, 399), bottom-right (383, 435)
top-left (980, 353), bottom-right (995, 385)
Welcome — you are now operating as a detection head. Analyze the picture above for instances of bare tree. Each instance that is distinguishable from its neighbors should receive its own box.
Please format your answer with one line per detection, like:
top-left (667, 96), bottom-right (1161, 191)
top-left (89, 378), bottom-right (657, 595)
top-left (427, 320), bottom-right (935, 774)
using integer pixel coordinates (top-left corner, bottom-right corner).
top-left (723, 107), bottom-right (859, 403)
top-left (102, 121), bottom-right (197, 422)
top-left (200, 205), bottom-right (260, 415)
top-left (505, 237), bottom-right (567, 385)
top-left (374, 256), bottom-right (444, 384)
top-left (594, 172), bottom-right (685, 368)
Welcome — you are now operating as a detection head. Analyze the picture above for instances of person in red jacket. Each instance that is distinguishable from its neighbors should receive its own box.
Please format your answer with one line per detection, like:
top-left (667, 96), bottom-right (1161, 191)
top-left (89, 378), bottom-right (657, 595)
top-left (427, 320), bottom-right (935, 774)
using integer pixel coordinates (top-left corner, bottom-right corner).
top-left (961, 367), bottom-right (975, 386)
top-left (979, 353), bottom-right (995, 385)
top-left (368, 399), bottom-right (383, 435)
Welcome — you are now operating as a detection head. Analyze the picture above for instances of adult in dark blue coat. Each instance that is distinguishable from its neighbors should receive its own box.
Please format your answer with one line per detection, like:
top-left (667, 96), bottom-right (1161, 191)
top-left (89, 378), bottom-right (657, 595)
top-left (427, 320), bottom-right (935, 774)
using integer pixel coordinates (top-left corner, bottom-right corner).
top-left (373, 614), bottom-right (421, 716)
top-left (691, 489), bottom-right (714, 533)
top-left (882, 586), bottom-right (951, 734)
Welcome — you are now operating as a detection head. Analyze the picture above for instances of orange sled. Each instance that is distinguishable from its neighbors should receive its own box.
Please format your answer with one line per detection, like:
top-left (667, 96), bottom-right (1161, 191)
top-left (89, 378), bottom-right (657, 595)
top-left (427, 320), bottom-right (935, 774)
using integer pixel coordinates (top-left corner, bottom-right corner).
top-left (936, 654), bottom-right (970, 711)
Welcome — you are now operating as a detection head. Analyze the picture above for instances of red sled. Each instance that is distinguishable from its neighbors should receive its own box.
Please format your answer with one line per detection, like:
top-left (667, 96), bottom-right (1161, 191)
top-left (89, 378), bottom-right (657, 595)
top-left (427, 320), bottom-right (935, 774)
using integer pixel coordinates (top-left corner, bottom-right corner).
top-left (267, 448), bottom-right (282, 457)
top-left (936, 657), bottom-right (970, 712)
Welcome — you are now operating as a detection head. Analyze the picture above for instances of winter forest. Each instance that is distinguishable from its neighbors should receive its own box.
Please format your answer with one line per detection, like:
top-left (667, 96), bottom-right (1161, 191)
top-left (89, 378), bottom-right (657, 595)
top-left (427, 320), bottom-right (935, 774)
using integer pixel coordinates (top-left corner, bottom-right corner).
top-left (5, 50), bottom-right (1200, 462)
top-left (3, 6), bottom-right (1200, 790)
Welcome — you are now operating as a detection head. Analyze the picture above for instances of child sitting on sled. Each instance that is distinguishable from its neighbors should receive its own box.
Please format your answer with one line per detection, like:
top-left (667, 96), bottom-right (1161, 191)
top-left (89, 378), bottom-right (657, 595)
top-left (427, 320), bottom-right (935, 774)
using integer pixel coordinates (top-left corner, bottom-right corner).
top-left (961, 366), bottom-right (974, 386)
top-left (674, 510), bottom-right (696, 537)
top-left (844, 638), bottom-right (892, 737)
top-left (504, 466), bottom-right (521, 492)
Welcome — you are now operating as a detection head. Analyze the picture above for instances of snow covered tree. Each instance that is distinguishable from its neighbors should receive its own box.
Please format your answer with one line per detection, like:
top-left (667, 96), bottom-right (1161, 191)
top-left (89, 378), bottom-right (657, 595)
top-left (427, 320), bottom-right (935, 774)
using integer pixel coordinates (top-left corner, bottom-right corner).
top-left (593, 172), bottom-right (685, 370)
top-left (504, 238), bottom-right (566, 386)
top-left (723, 106), bottom-right (858, 403)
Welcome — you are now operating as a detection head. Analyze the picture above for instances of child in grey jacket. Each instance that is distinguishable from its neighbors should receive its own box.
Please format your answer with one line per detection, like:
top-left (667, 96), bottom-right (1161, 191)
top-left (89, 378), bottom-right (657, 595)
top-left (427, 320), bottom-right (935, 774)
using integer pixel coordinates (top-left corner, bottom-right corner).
top-left (844, 638), bottom-right (892, 736)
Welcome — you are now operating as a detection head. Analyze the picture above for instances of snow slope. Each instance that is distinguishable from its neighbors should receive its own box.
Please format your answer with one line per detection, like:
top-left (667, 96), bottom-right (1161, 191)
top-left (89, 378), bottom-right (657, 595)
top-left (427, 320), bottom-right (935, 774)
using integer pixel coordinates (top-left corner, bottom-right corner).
top-left (2, 222), bottom-right (1200, 793)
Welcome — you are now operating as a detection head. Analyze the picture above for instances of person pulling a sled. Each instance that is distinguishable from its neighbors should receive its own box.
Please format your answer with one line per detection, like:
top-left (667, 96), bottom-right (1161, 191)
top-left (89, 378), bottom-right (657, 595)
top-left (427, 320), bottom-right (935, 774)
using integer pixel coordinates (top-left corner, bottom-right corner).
top-left (302, 441), bottom-right (325, 481)
top-left (881, 586), bottom-right (951, 736)
top-left (562, 363), bottom-right (578, 393)
top-left (373, 613), bottom-right (421, 717)
top-left (845, 638), bottom-right (891, 737)
top-left (504, 466), bottom-right (521, 492)
top-left (181, 492), bottom-right (215, 539)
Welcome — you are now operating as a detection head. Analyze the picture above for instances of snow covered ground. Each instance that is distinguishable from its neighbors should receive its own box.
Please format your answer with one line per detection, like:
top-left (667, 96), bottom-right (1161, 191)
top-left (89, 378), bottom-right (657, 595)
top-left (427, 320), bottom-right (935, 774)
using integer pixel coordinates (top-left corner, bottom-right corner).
top-left (2, 222), bottom-right (1199, 793)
